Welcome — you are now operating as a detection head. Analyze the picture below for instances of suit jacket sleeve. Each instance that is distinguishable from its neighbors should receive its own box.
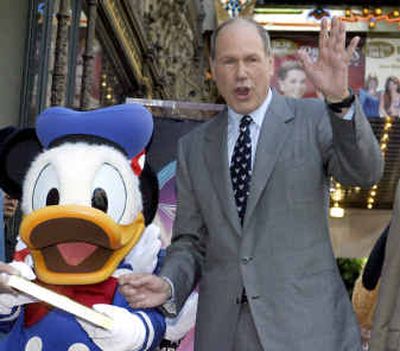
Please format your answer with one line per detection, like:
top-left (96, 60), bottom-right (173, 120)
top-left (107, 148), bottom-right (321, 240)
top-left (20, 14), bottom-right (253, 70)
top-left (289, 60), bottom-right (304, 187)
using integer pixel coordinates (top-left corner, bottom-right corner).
top-left (318, 97), bottom-right (384, 187)
top-left (159, 138), bottom-right (207, 314)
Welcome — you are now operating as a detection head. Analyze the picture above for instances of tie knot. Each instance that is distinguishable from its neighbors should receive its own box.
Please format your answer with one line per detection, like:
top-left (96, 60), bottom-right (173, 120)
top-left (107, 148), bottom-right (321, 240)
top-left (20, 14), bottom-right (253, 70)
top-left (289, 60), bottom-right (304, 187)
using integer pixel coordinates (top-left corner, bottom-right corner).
top-left (240, 115), bottom-right (252, 129)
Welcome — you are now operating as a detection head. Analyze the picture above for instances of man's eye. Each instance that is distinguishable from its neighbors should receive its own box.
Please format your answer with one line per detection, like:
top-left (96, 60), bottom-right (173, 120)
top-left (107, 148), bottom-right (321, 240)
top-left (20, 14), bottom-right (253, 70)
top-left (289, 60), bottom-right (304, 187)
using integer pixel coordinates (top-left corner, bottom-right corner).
top-left (247, 57), bottom-right (259, 63)
top-left (222, 59), bottom-right (235, 65)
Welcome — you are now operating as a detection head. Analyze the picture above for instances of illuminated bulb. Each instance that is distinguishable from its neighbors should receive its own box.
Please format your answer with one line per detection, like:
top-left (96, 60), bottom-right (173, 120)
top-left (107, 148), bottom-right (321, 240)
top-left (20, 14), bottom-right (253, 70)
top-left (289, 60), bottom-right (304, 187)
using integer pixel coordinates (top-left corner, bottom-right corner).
top-left (382, 133), bottom-right (389, 141)
top-left (336, 183), bottom-right (341, 188)
top-left (332, 190), bottom-right (343, 202)
top-left (368, 197), bottom-right (375, 204)
top-left (370, 190), bottom-right (376, 196)
top-left (101, 82), bottom-right (107, 87)
top-left (393, 10), bottom-right (400, 17)
top-left (381, 143), bottom-right (387, 150)
top-left (345, 8), bottom-right (351, 17)
top-left (363, 8), bottom-right (369, 16)
top-left (369, 20), bottom-right (376, 29)
top-left (330, 205), bottom-right (345, 218)
top-left (106, 94), bottom-right (112, 100)
top-left (354, 187), bottom-right (361, 192)
top-left (367, 203), bottom-right (373, 209)
top-left (375, 8), bottom-right (383, 16)
top-left (372, 185), bottom-right (378, 189)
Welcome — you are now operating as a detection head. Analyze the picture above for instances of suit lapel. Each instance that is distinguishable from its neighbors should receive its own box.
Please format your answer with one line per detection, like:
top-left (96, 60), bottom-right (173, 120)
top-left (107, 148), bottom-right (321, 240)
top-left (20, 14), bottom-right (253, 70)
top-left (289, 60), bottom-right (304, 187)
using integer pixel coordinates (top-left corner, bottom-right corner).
top-left (244, 93), bottom-right (295, 227)
top-left (204, 110), bottom-right (242, 235)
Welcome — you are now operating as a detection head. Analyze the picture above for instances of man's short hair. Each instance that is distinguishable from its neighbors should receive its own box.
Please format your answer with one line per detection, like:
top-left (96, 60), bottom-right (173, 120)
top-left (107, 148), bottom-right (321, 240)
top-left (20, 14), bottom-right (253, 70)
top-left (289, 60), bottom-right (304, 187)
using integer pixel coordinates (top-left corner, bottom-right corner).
top-left (210, 18), bottom-right (272, 60)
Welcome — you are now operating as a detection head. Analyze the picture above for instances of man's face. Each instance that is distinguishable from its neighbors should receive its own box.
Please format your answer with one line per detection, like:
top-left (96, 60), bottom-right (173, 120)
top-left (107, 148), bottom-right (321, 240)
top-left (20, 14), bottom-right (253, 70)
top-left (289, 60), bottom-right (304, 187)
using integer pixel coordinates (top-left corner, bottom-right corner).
top-left (211, 22), bottom-right (273, 115)
top-left (278, 69), bottom-right (307, 99)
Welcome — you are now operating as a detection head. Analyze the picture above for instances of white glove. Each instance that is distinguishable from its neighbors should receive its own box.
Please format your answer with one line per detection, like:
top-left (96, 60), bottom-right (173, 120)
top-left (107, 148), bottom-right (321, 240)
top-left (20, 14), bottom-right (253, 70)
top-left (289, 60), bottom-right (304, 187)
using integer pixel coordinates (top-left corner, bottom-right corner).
top-left (165, 291), bottom-right (198, 342)
top-left (77, 304), bottom-right (147, 351)
top-left (115, 223), bottom-right (161, 277)
top-left (0, 261), bottom-right (37, 315)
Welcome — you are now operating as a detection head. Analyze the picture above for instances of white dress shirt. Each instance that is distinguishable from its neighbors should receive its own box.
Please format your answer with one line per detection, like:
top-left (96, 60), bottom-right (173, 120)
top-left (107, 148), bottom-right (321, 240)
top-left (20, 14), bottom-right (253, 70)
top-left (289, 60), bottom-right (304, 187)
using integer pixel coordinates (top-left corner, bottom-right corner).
top-left (227, 89), bottom-right (355, 167)
top-left (227, 89), bottom-right (272, 167)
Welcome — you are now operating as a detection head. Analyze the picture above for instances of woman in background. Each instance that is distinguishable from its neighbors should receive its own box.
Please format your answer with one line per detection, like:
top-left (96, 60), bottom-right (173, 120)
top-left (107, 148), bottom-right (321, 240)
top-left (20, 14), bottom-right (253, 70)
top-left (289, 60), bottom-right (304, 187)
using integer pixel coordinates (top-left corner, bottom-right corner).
top-left (359, 75), bottom-right (380, 118)
top-left (277, 60), bottom-right (307, 99)
top-left (379, 76), bottom-right (400, 118)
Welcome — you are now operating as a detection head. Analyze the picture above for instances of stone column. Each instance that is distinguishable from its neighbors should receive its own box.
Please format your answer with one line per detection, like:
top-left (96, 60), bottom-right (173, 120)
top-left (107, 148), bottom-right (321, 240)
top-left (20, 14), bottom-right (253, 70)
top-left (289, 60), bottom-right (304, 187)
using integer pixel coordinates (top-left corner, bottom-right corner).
top-left (80, 0), bottom-right (98, 110)
top-left (50, 0), bottom-right (71, 106)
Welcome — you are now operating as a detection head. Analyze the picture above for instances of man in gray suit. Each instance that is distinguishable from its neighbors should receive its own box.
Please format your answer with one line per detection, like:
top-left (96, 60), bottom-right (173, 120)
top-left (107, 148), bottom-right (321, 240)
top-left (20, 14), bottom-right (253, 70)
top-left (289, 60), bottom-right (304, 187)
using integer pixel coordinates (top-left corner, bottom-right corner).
top-left (119, 17), bottom-right (383, 350)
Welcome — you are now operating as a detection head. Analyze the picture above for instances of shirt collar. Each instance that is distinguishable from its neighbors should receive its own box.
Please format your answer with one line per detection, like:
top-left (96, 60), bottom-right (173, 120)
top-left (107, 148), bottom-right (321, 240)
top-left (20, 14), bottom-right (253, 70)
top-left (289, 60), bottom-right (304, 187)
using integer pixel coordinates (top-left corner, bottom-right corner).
top-left (228, 88), bottom-right (272, 128)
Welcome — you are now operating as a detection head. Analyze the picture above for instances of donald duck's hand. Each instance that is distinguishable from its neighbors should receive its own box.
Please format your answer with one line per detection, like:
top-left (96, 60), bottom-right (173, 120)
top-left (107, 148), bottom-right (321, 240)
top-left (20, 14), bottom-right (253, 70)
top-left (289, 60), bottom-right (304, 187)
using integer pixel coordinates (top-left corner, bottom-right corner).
top-left (120, 223), bottom-right (162, 275)
top-left (0, 261), bottom-right (37, 315)
top-left (165, 291), bottom-right (198, 342)
top-left (78, 304), bottom-right (146, 351)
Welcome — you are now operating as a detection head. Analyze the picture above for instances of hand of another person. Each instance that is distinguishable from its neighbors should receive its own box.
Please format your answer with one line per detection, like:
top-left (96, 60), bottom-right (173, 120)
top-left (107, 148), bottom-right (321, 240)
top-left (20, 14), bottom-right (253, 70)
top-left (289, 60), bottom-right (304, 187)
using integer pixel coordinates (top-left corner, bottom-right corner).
top-left (118, 273), bottom-right (171, 309)
top-left (77, 304), bottom-right (146, 351)
top-left (297, 17), bottom-right (360, 102)
top-left (3, 194), bottom-right (18, 219)
top-left (0, 261), bottom-right (37, 315)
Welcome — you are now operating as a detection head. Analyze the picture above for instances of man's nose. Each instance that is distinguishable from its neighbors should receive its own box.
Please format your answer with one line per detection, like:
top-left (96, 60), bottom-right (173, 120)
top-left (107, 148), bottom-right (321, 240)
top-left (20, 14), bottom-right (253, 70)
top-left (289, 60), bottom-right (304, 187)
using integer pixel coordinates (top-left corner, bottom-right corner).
top-left (236, 62), bottom-right (247, 79)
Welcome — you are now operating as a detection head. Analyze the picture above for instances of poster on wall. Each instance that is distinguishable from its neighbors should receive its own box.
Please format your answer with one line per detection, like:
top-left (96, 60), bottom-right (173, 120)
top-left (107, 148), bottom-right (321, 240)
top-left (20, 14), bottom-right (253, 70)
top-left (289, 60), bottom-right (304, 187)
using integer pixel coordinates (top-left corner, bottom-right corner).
top-left (270, 34), bottom-right (366, 101)
top-left (363, 38), bottom-right (400, 118)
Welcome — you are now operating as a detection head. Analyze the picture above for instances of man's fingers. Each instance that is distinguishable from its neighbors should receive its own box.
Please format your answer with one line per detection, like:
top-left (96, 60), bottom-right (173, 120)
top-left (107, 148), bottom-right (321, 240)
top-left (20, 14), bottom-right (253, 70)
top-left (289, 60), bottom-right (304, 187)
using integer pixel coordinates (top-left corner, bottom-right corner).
top-left (122, 274), bottom-right (159, 288)
top-left (334, 20), bottom-right (346, 52)
top-left (346, 36), bottom-right (360, 61)
top-left (128, 294), bottom-right (150, 309)
top-left (118, 272), bottom-right (149, 285)
top-left (319, 17), bottom-right (329, 50)
top-left (129, 293), bottom-right (165, 309)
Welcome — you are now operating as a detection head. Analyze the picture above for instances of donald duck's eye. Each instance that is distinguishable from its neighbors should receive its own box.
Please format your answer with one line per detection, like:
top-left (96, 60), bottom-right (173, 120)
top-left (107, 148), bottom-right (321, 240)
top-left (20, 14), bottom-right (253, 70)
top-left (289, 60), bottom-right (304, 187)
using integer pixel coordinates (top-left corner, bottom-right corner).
top-left (46, 188), bottom-right (60, 206)
top-left (91, 188), bottom-right (108, 213)
top-left (32, 164), bottom-right (60, 211)
top-left (92, 163), bottom-right (127, 222)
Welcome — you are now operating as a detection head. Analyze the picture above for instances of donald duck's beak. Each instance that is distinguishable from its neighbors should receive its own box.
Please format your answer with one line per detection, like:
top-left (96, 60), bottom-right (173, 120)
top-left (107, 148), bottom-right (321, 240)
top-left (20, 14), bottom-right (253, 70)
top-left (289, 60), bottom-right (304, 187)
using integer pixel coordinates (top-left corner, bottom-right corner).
top-left (20, 205), bottom-right (145, 285)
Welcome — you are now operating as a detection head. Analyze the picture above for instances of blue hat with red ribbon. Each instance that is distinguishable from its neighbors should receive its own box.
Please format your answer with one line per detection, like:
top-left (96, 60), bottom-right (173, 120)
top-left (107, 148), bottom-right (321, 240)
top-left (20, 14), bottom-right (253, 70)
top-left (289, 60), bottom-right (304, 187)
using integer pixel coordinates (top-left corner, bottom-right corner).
top-left (36, 103), bottom-right (153, 159)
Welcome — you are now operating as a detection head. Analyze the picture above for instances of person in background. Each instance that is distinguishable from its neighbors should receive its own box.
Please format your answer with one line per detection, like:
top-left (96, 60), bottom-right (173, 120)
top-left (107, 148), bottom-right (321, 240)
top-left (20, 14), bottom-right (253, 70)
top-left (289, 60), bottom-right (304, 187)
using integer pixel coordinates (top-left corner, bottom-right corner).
top-left (2, 192), bottom-right (19, 262)
top-left (277, 60), bottom-right (307, 99)
top-left (0, 127), bottom-right (20, 262)
top-left (379, 76), bottom-right (400, 118)
top-left (359, 74), bottom-right (380, 118)
top-left (369, 182), bottom-right (400, 350)
top-left (352, 224), bottom-right (390, 350)
top-left (118, 17), bottom-right (383, 350)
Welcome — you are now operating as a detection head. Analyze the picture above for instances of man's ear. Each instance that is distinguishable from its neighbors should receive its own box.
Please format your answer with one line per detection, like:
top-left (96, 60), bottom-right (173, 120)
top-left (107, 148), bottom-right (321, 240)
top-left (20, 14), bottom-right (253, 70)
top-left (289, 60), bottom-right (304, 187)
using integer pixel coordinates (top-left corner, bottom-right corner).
top-left (267, 55), bottom-right (274, 79)
top-left (209, 57), bottom-right (216, 82)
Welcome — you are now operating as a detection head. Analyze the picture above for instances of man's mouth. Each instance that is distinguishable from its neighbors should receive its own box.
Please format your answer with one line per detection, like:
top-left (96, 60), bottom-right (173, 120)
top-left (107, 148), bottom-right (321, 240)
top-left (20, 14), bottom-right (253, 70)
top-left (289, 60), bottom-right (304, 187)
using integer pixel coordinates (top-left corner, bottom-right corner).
top-left (234, 87), bottom-right (251, 99)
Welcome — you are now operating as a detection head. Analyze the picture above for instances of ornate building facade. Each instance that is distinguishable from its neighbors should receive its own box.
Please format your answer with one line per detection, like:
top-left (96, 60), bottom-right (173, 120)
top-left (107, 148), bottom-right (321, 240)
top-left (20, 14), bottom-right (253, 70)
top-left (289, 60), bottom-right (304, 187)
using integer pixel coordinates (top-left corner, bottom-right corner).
top-left (7, 0), bottom-right (219, 127)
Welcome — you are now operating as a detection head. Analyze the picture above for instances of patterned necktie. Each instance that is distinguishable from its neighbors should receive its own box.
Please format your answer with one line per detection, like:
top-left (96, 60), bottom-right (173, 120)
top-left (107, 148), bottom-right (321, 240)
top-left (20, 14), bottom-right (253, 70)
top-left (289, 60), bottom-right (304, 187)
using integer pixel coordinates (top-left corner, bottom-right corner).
top-left (230, 115), bottom-right (253, 225)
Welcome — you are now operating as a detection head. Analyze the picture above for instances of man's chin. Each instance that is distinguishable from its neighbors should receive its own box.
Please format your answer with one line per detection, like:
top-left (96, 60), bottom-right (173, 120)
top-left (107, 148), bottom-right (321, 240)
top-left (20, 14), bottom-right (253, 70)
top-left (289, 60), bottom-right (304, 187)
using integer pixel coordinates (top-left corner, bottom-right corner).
top-left (230, 102), bottom-right (257, 115)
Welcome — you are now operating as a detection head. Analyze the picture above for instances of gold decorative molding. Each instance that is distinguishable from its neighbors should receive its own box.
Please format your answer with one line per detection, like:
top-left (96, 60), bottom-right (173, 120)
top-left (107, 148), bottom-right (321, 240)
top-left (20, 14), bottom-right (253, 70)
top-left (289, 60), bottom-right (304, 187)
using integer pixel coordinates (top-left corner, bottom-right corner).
top-left (102, 0), bottom-right (153, 97)
top-left (215, 0), bottom-right (256, 24)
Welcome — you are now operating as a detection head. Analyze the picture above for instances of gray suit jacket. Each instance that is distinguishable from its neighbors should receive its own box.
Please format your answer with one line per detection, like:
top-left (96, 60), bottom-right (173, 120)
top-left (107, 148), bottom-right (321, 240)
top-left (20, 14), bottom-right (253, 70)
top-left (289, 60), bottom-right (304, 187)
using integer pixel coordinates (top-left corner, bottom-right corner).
top-left (370, 182), bottom-right (400, 351)
top-left (161, 92), bottom-right (384, 350)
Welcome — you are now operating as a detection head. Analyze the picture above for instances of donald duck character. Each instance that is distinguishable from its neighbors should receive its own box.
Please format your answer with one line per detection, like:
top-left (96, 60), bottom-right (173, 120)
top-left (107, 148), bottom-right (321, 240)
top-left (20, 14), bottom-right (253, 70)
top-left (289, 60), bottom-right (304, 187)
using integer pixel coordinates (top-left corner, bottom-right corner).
top-left (0, 104), bottom-right (167, 350)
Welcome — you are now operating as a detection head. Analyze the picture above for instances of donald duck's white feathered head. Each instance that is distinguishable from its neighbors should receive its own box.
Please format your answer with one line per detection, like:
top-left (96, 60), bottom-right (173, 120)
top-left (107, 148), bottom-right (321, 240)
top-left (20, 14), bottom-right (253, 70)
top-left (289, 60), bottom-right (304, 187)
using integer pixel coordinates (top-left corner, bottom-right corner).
top-left (0, 104), bottom-right (158, 286)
